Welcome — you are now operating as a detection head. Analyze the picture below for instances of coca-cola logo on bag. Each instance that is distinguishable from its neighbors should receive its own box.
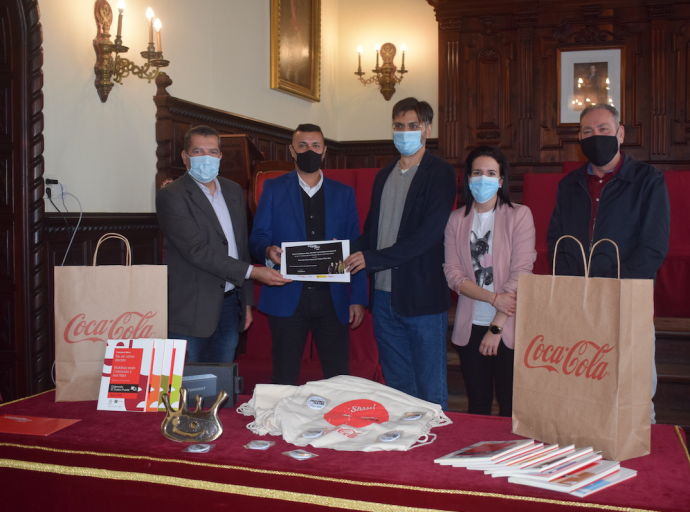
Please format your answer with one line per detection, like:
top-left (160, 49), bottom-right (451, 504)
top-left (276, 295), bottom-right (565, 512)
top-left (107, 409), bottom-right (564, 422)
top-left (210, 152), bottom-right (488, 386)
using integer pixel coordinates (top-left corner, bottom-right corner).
top-left (63, 311), bottom-right (157, 343)
top-left (523, 335), bottom-right (614, 380)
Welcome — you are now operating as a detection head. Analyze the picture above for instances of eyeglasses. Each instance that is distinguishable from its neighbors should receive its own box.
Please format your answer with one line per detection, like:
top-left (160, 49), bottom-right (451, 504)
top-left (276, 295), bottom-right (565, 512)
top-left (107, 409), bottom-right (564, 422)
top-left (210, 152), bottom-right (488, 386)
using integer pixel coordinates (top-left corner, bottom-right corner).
top-left (392, 122), bottom-right (425, 131)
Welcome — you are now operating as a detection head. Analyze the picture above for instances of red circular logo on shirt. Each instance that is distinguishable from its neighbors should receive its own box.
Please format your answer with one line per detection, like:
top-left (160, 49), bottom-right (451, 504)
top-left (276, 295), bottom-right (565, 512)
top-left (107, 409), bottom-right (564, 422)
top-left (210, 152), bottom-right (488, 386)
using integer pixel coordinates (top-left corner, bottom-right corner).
top-left (324, 400), bottom-right (389, 428)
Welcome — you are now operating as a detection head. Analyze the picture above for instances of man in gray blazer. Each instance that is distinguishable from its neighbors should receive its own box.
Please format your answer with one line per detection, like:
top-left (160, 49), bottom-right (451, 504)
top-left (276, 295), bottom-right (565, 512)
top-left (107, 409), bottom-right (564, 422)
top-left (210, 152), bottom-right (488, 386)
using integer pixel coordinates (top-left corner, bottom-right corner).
top-left (156, 125), bottom-right (290, 363)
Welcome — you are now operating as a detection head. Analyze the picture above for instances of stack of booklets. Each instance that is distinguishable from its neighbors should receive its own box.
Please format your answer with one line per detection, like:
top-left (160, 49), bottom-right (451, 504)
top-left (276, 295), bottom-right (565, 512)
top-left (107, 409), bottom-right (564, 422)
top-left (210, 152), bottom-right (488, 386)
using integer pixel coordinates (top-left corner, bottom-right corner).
top-left (97, 338), bottom-right (187, 412)
top-left (434, 440), bottom-right (636, 496)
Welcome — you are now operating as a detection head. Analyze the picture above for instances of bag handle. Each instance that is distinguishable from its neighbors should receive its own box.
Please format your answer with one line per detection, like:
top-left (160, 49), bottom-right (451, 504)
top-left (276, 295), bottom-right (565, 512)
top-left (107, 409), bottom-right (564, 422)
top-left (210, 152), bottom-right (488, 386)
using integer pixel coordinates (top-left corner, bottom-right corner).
top-left (588, 238), bottom-right (621, 279)
top-left (552, 235), bottom-right (588, 277)
top-left (93, 233), bottom-right (132, 266)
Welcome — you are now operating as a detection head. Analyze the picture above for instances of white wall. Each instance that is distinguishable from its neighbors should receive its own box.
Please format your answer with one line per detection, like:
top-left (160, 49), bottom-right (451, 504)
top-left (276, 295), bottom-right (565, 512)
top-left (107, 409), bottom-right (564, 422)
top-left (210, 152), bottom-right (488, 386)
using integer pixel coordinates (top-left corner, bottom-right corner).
top-left (336, 0), bottom-right (438, 140)
top-left (40, 0), bottom-right (437, 213)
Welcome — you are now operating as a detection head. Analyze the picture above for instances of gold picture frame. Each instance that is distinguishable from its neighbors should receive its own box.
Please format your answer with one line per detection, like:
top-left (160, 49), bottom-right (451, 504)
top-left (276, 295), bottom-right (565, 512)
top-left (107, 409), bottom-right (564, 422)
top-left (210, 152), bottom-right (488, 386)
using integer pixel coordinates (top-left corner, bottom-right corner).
top-left (270, 0), bottom-right (321, 102)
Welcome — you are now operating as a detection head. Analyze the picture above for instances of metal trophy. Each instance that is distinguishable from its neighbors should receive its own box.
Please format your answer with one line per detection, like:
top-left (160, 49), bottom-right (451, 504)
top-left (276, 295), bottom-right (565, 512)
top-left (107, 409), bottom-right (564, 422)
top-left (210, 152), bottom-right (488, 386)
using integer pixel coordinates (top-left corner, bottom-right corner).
top-left (161, 387), bottom-right (229, 443)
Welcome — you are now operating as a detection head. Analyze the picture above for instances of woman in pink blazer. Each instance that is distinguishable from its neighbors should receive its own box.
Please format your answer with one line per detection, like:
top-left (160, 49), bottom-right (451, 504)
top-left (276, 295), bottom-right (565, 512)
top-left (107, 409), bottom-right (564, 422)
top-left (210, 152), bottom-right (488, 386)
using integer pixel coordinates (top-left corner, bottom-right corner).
top-left (444, 146), bottom-right (536, 417)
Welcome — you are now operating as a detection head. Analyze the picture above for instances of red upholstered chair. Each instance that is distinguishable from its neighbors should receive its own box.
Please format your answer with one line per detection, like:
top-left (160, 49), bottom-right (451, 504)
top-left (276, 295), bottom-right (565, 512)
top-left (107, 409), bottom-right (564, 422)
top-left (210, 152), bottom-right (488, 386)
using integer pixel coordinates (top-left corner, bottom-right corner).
top-left (562, 161), bottom-right (585, 173)
top-left (521, 173), bottom-right (566, 275)
top-left (655, 170), bottom-right (690, 317)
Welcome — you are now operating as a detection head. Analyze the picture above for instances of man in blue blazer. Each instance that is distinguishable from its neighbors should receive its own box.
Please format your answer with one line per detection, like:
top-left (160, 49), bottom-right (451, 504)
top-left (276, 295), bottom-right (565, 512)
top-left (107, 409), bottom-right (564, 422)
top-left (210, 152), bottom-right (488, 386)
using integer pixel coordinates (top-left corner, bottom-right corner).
top-left (249, 124), bottom-right (367, 385)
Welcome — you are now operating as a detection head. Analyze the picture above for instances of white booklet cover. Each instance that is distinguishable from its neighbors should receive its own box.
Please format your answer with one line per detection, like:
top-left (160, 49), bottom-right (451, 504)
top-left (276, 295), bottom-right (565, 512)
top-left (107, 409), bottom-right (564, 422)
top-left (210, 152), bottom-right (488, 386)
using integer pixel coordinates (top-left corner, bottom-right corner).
top-left (434, 439), bottom-right (535, 466)
top-left (571, 468), bottom-right (637, 497)
top-left (509, 460), bottom-right (620, 493)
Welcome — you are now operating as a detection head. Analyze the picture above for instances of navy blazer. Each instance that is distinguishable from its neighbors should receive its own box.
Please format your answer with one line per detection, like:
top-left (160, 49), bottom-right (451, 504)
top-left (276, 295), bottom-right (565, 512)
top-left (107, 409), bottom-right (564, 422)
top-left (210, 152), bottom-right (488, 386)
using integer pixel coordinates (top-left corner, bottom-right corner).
top-left (249, 171), bottom-right (367, 325)
top-left (156, 173), bottom-right (254, 338)
top-left (352, 150), bottom-right (457, 317)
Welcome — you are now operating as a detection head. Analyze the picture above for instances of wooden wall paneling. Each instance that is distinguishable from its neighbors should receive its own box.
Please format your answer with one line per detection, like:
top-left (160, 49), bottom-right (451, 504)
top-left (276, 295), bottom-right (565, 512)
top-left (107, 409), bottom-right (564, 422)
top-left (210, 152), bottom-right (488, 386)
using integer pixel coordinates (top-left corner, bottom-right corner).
top-left (649, 4), bottom-right (672, 158)
top-left (0, 0), bottom-right (47, 403)
top-left (515, 12), bottom-right (537, 160)
top-left (671, 17), bottom-right (690, 149)
top-left (432, 1), bottom-right (690, 173)
top-left (438, 19), bottom-right (462, 165)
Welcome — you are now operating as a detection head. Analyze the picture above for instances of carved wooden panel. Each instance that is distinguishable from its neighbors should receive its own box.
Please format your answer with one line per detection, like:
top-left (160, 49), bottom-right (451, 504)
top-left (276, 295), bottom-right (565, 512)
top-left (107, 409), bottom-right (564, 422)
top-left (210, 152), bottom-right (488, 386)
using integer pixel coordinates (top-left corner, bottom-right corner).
top-left (0, 81), bottom-right (8, 138)
top-left (432, 0), bottom-right (690, 173)
top-left (0, 154), bottom-right (9, 211)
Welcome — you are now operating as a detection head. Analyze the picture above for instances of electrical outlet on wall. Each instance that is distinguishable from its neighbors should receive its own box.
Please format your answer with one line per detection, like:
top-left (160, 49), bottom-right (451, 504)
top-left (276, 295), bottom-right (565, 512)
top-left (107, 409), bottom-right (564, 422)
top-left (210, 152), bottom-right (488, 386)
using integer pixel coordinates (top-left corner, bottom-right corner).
top-left (44, 174), bottom-right (67, 200)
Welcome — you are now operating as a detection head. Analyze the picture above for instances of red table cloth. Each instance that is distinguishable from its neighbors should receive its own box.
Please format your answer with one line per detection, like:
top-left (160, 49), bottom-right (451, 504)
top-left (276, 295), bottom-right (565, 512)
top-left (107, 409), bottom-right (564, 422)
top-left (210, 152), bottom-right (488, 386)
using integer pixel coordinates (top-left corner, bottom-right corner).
top-left (1, 390), bottom-right (688, 511)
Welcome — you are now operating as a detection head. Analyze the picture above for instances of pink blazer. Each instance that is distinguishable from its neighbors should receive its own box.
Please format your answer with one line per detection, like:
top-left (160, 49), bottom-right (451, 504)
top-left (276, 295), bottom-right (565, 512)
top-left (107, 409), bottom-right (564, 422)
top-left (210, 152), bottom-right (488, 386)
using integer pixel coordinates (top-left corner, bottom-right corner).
top-left (443, 202), bottom-right (536, 349)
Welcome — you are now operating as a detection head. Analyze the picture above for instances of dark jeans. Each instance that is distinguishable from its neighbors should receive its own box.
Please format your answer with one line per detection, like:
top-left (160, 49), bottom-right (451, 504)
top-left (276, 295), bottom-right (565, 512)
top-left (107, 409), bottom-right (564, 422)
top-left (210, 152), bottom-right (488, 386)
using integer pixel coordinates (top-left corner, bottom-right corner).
top-left (268, 286), bottom-right (349, 385)
top-left (456, 324), bottom-right (514, 417)
top-left (372, 290), bottom-right (448, 410)
top-left (169, 289), bottom-right (240, 364)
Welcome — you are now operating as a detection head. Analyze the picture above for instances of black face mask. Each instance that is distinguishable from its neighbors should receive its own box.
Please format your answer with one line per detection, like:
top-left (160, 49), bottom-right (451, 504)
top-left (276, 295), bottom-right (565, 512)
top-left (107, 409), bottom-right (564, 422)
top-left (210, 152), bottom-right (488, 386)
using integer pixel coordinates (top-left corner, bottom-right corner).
top-left (579, 131), bottom-right (620, 167)
top-left (294, 149), bottom-right (323, 174)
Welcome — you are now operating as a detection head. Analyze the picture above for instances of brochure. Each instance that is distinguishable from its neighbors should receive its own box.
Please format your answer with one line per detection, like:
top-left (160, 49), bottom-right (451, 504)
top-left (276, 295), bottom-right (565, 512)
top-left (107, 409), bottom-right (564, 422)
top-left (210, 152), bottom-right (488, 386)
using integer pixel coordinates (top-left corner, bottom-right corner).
top-left (571, 468), bottom-right (637, 497)
top-left (509, 460), bottom-right (621, 493)
top-left (0, 415), bottom-right (80, 436)
top-left (434, 439), bottom-right (535, 466)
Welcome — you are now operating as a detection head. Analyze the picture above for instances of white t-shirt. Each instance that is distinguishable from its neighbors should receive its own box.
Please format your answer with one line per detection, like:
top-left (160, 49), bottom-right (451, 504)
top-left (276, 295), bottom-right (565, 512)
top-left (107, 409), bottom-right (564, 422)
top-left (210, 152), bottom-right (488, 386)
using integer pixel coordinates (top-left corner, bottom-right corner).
top-left (471, 210), bottom-right (496, 326)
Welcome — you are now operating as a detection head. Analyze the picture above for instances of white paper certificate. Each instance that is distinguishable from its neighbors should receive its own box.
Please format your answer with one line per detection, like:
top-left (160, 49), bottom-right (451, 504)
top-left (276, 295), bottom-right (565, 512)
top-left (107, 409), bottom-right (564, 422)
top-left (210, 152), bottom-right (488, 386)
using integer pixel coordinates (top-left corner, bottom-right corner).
top-left (280, 240), bottom-right (350, 283)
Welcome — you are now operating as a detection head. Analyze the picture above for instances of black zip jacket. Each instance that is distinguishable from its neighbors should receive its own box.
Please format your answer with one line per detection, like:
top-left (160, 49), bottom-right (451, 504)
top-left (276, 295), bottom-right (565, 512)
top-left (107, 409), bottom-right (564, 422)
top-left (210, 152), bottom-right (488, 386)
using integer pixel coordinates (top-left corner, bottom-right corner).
top-left (547, 153), bottom-right (670, 280)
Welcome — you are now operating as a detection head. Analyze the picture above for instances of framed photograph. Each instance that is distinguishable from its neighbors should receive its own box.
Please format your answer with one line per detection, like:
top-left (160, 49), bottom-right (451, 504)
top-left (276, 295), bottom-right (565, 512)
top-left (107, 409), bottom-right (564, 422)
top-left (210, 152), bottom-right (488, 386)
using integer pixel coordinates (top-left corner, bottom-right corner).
top-left (270, 0), bottom-right (321, 102)
top-left (558, 47), bottom-right (623, 125)
top-left (280, 240), bottom-right (350, 283)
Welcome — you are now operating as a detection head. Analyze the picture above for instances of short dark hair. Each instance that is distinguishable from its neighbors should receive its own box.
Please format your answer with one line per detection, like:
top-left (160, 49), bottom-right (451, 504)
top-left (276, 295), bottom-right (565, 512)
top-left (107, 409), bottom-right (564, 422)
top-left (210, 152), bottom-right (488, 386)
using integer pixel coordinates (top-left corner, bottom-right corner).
top-left (391, 97), bottom-right (434, 125)
top-left (463, 146), bottom-right (513, 216)
top-left (183, 125), bottom-right (221, 153)
top-left (580, 104), bottom-right (620, 127)
top-left (293, 123), bottom-right (324, 141)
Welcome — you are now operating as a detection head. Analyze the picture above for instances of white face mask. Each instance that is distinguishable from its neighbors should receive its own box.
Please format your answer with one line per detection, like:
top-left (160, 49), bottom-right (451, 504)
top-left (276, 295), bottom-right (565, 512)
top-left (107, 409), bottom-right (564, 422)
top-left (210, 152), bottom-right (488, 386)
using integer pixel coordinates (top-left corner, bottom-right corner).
top-left (187, 154), bottom-right (220, 183)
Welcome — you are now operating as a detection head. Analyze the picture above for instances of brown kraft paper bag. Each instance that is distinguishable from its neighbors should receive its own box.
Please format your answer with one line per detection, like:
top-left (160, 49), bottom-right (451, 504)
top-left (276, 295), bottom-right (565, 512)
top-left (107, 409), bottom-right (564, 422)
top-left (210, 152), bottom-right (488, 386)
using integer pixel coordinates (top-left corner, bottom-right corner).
top-left (512, 236), bottom-right (654, 461)
top-left (54, 233), bottom-right (167, 402)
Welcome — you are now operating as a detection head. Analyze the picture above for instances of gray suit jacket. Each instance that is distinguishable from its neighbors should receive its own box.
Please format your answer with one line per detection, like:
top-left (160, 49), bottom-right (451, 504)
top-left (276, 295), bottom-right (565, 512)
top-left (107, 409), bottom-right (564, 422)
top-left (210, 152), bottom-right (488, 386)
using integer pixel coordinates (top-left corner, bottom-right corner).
top-left (156, 173), bottom-right (254, 337)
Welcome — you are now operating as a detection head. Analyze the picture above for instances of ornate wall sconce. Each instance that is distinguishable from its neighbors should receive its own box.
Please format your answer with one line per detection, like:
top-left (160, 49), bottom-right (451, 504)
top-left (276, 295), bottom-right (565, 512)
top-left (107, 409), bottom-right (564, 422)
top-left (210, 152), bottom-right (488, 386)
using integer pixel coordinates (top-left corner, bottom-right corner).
top-left (354, 43), bottom-right (408, 101)
top-left (93, 0), bottom-right (169, 103)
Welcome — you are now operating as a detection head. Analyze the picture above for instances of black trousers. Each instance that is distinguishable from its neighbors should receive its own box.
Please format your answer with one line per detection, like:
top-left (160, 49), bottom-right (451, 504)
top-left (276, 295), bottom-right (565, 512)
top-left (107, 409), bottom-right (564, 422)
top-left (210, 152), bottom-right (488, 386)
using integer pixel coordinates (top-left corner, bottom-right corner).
top-left (268, 286), bottom-right (349, 385)
top-left (455, 324), bottom-right (514, 417)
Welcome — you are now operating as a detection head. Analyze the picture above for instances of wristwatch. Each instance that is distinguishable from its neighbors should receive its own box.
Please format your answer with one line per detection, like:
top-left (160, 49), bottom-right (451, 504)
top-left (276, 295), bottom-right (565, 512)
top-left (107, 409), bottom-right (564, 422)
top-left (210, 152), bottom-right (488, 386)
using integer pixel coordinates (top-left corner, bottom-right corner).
top-left (489, 324), bottom-right (503, 335)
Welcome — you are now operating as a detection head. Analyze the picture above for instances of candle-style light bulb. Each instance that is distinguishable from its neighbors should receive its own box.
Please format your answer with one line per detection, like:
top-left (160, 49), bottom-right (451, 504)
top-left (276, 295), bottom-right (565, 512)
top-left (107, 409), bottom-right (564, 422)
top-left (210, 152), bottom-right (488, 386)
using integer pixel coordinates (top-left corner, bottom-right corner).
top-left (357, 46), bottom-right (362, 54)
top-left (146, 8), bottom-right (154, 45)
top-left (115, 0), bottom-right (125, 44)
top-left (375, 44), bottom-right (380, 69)
top-left (401, 44), bottom-right (407, 52)
top-left (357, 46), bottom-right (362, 72)
top-left (154, 18), bottom-right (162, 53)
top-left (401, 43), bottom-right (406, 69)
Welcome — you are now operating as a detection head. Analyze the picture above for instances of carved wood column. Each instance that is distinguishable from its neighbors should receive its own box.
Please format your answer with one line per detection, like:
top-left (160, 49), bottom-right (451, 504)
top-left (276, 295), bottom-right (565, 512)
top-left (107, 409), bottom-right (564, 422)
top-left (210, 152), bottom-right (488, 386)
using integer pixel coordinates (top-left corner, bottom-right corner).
top-left (515, 13), bottom-right (537, 159)
top-left (438, 18), bottom-right (462, 165)
top-left (649, 4), bottom-right (673, 157)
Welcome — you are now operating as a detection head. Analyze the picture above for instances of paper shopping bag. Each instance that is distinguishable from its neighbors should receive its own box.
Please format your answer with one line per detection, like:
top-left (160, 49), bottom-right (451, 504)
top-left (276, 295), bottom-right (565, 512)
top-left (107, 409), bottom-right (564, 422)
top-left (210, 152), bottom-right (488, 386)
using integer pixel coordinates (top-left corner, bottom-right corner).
top-left (54, 233), bottom-right (167, 402)
top-left (512, 237), bottom-right (654, 461)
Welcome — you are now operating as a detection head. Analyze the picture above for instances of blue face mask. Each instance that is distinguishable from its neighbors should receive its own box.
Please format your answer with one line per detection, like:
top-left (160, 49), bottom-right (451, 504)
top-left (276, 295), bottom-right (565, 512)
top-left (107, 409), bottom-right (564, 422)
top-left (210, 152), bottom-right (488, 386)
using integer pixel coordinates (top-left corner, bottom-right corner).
top-left (186, 154), bottom-right (221, 183)
top-left (469, 176), bottom-right (501, 204)
top-left (393, 130), bottom-right (424, 156)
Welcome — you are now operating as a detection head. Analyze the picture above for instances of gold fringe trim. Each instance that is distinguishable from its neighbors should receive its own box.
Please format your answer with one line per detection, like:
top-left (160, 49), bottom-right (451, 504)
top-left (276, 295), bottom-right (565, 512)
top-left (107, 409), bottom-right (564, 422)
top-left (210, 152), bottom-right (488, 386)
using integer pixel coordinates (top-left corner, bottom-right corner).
top-left (0, 389), bottom-right (54, 407)
top-left (675, 425), bottom-right (690, 470)
top-left (0, 457), bottom-right (451, 512)
top-left (0, 445), bottom-right (660, 512)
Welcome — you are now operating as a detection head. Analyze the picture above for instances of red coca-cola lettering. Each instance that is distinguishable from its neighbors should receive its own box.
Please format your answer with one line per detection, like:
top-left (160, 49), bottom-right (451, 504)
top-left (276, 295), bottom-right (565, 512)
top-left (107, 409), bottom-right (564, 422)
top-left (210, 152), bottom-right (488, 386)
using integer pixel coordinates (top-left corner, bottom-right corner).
top-left (523, 335), bottom-right (613, 380)
top-left (63, 311), bottom-right (157, 343)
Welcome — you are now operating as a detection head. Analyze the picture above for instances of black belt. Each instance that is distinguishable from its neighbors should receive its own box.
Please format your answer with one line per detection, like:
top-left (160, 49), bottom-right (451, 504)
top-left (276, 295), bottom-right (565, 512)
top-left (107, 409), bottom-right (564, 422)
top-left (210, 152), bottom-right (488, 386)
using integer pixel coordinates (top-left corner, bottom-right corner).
top-left (224, 288), bottom-right (240, 298)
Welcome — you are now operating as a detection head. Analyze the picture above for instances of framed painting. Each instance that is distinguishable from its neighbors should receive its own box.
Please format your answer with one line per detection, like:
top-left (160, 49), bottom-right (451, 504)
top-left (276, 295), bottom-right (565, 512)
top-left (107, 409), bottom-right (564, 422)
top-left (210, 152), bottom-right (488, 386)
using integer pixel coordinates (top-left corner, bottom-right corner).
top-left (270, 0), bottom-right (321, 102)
top-left (557, 47), bottom-right (623, 125)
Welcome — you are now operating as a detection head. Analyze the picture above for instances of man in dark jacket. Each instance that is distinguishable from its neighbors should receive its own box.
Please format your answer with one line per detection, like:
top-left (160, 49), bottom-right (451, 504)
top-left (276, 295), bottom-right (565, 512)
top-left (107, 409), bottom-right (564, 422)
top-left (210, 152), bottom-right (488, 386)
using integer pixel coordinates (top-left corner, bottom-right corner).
top-left (547, 104), bottom-right (670, 422)
top-left (345, 98), bottom-right (457, 409)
